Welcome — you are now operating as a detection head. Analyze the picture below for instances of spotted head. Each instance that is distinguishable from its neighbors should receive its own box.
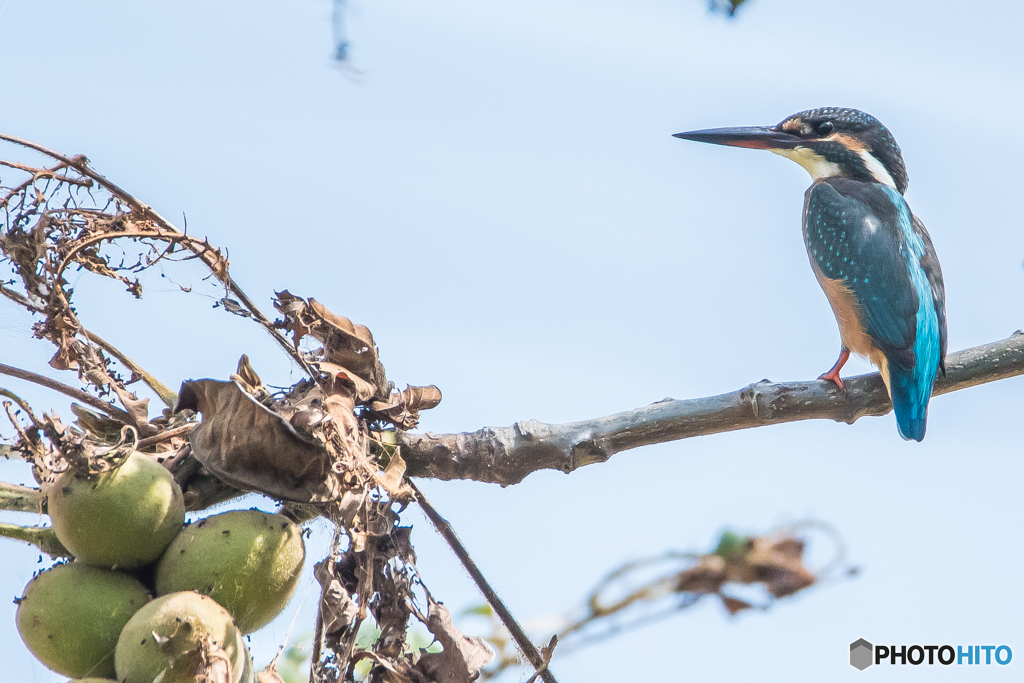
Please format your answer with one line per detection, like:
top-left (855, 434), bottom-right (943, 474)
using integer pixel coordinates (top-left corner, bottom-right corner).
top-left (674, 107), bottom-right (908, 194)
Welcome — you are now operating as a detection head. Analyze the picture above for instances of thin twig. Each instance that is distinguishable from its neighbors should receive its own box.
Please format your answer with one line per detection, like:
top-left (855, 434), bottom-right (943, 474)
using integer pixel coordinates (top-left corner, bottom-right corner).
top-left (559, 552), bottom-right (700, 640)
top-left (81, 328), bottom-right (178, 408)
top-left (401, 331), bottom-right (1024, 485)
top-left (0, 364), bottom-right (133, 423)
top-left (267, 576), bottom-right (319, 673)
top-left (2, 399), bottom-right (35, 450)
top-left (135, 423), bottom-right (195, 450)
top-left (522, 637), bottom-right (557, 683)
top-left (0, 282), bottom-right (42, 312)
top-left (0, 284), bottom-right (177, 409)
top-left (53, 229), bottom-right (192, 285)
top-left (310, 585), bottom-right (325, 683)
top-left (0, 133), bottom-right (317, 378)
top-left (0, 159), bottom-right (90, 187)
top-left (410, 480), bottom-right (558, 683)
top-left (0, 388), bottom-right (36, 424)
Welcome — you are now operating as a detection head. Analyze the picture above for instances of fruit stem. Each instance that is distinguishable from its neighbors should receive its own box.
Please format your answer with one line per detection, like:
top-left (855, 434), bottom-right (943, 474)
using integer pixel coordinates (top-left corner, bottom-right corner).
top-left (0, 522), bottom-right (72, 558)
top-left (0, 481), bottom-right (41, 513)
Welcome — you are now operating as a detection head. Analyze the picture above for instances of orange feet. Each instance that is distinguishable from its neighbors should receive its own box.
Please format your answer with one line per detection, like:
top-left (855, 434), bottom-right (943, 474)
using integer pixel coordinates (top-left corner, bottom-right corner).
top-left (818, 348), bottom-right (851, 391)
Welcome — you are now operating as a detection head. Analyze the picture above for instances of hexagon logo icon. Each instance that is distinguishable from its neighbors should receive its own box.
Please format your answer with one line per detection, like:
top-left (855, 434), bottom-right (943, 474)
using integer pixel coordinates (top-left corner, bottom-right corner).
top-left (850, 639), bottom-right (873, 670)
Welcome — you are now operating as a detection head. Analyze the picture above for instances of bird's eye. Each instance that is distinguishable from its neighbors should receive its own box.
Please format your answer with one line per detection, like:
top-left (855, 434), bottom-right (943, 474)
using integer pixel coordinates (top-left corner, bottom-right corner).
top-left (815, 121), bottom-right (835, 136)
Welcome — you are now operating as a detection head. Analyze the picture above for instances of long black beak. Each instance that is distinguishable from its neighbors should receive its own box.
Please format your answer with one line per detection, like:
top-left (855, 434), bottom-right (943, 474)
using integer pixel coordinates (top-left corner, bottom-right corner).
top-left (673, 126), bottom-right (801, 150)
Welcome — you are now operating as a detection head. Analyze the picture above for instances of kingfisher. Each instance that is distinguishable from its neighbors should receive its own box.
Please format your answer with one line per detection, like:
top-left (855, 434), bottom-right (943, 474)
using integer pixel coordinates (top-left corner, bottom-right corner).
top-left (674, 108), bottom-right (946, 441)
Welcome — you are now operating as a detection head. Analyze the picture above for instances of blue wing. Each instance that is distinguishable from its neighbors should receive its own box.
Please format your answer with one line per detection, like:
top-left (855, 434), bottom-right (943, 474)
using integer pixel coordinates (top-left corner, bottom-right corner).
top-left (804, 178), bottom-right (945, 441)
top-left (912, 213), bottom-right (947, 375)
top-left (804, 179), bottom-right (918, 367)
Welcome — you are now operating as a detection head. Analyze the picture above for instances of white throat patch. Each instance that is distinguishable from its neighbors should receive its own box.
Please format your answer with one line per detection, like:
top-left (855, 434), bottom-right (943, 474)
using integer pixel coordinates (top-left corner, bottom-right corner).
top-left (770, 146), bottom-right (842, 181)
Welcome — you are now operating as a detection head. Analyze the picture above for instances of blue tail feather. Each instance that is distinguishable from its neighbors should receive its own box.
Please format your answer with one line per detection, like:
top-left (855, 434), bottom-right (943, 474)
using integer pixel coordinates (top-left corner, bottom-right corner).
top-left (888, 363), bottom-right (931, 442)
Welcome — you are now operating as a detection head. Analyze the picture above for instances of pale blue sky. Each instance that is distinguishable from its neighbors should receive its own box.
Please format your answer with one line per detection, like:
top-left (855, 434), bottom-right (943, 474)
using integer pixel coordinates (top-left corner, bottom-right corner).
top-left (1, 0), bottom-right (1023, 680)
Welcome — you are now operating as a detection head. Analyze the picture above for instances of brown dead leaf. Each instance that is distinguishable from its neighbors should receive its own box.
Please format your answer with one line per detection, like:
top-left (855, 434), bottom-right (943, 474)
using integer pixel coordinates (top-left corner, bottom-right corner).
top-left (675, 554), bottom-right (727, 595)
top-left (114, 389), bottom-right (150, 426)
top-left (388, 525), bottom-right (417, 566)
top-left (375, 450), bottom-right (415, 504)
top-left (70, 403), bottom-right (126, 440)
top-left (176, 379), bottom-right (343, 502)
top-left (233, 354), bottom-right (264, 394)
top-left (348, 652), bottom-right (415, 683)
top-left (737, 535), bottom-right (815, 598)
top-left (74, 247), bottom-right (142, 296)
top-left (309, 298), bottom-right (374, 346)
top-left (368, 385), bottom-right (443, 430)
top-left (273, 292), bottom-right (390, 400)
top-left (720, 596), bottom-right (754, 615)
top-left (673, 530), bottom-right (815, 603)
top-left (315, 559), bottom-right (359, 635)
top-left (416, 595), bottom-right (494, 683)
top-left (314, 361), bottom-right (376, 403)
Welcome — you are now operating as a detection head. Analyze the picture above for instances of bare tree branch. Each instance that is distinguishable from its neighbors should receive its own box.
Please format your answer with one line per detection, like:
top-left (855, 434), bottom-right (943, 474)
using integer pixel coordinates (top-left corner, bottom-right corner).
top-left (401, 332), bottom-right (1024, 485)
top-left (136, 423), bottom-right (195, 450)
top-left (0, 363), bottom-right (134, 423)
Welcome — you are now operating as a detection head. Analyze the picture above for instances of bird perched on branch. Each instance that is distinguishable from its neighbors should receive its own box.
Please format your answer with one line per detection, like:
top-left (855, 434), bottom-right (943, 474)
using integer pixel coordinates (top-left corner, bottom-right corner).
top-left (674, 108), bottom-right (946, 441)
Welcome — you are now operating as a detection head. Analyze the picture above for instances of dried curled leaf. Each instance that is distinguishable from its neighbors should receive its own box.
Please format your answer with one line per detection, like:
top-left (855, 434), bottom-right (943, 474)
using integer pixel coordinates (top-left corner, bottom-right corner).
top-left (348, 651), bottom-right (414, 683)
top-left (375, 451), bottom-right (415, 505)
top-left (548, 525), bottom-right (831, 670)
top-left (70, 403), bottom-right (126, 441)
top-left (273, 293), bottom-right (443, 431)
top-left (675, 530), bottom-right (815, 599)
top-left (274, 291), bottom-right (390, 400)
top-left (720, 596), bottom-right (753, 615)
top-left (175, 379), bottom-right (343, 502)
top-left (313, 361), bottom-right (376, 403)
top-left (233, 354), bottom-right (264, 395)
top-left (737, 535), bottom-right (815, 598)
top-left (368, 385), bottom-right (443, 430)
top-left (674, 554), bottom-right (727, 594)
top-left (416, 595), bottom-right (495, 683)
top-left (315, 558), bottom-right (359, 636)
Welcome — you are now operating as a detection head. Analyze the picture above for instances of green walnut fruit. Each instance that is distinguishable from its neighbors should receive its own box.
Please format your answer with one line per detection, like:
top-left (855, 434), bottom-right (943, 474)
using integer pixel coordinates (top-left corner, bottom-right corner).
top-left (48, 452), bottom-right (186, 568)
top-left (65, 679), bottom-right (118, 682)
top-left (115, 591), bottom-right (249, 683)
top-left (16, 562), bottom-right (152, 678)
top-left (155, 509), bottom-right (305, 633)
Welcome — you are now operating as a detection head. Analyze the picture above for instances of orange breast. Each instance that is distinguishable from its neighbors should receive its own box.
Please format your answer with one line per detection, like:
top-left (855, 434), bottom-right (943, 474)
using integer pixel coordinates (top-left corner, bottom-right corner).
top-left (811, 264), bottom-right (892, 393)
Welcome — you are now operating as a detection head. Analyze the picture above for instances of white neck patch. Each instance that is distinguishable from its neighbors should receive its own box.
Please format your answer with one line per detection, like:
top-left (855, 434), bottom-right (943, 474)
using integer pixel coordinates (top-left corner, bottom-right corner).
top-left (769, 145), bottom-right (899, 190)
top-left (857, 149), bottom-right (898, 189)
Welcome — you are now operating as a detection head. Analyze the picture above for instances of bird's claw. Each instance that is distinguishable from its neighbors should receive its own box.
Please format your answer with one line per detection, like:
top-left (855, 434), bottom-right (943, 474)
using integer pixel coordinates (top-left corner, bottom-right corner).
top-left (817, 368), bottom-right (845, 391)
